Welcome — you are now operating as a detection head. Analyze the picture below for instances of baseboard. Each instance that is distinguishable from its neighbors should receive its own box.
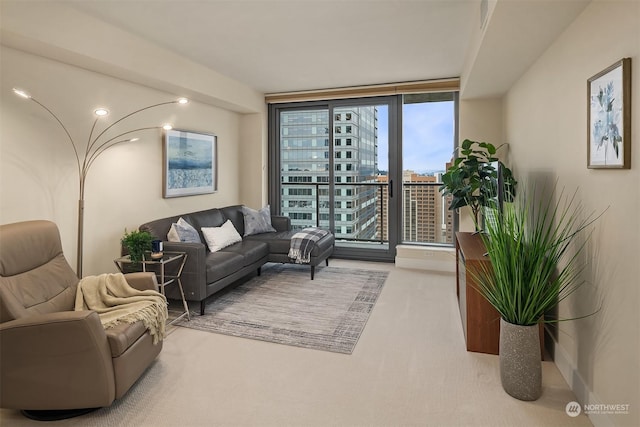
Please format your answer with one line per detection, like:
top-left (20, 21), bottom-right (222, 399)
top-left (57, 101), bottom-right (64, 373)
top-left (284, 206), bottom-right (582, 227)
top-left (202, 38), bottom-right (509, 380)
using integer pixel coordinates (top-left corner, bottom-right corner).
top-left (395, 245), bottom-right (455, 274)
top-left (554, 341), bottom-right (614, 427)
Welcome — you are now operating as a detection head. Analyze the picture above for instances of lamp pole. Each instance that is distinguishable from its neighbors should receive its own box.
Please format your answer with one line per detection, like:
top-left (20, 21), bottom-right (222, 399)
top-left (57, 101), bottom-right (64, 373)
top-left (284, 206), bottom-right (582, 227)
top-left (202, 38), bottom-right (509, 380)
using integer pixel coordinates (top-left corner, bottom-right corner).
top-left (13, 88), bottom-right (188, 277)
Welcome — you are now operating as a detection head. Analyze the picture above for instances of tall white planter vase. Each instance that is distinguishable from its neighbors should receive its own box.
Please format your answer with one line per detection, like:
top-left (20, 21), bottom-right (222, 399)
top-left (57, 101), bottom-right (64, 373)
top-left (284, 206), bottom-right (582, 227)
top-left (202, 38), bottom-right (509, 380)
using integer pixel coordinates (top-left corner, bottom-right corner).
top-left (499, 318), bottom-right (542, 401)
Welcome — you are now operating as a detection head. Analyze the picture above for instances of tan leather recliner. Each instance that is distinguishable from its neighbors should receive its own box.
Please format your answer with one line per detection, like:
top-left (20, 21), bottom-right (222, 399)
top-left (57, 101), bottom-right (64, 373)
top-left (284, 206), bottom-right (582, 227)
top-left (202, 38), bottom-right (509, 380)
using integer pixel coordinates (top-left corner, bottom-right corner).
top-left (0, 220), bottom-right (163, 417)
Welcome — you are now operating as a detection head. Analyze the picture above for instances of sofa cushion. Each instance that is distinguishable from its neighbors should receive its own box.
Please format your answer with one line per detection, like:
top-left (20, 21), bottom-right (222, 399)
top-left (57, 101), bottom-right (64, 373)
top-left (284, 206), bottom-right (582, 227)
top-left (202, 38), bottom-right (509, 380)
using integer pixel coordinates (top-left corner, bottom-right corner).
top-left (220, 240), bottom-right (269, 266)
top-left (242, 205), bottom-right (276, 236)
top-left (189, 209), bottom-right (225, 229)
top-left (201, 220), bottom-right (242, 252)
top-left (245, 231), bottom-right (294, 254)
top-left (221, 205), bottom-right (245, 237)
top-left (105, 320), bottom-right (147, 358)
top-left (204, 251), bottom-right (245, 283)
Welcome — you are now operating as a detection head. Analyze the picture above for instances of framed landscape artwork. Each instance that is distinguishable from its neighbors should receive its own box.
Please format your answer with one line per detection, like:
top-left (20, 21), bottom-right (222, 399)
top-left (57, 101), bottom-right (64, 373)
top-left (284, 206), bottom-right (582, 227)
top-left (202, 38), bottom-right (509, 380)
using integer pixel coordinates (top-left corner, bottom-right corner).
top-left (163, 129), bottom-right (217, 198)
top-left (587, 58), bottom-right (631, 169)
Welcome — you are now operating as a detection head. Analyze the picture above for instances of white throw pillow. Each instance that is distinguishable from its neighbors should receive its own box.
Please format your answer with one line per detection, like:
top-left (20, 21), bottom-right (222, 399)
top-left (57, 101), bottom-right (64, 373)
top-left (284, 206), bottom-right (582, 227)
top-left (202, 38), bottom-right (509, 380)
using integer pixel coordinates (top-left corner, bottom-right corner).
top-left (201, 220), bottom-right (242, 252)
top-left (167, 224), bottom-right (180, 242)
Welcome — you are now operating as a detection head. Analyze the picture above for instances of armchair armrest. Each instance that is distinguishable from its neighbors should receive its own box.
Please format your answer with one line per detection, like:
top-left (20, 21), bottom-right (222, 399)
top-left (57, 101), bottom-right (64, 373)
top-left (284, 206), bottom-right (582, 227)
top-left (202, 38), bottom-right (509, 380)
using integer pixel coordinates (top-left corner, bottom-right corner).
top-left (124, 272), bottom-right (158, 292)
top-left (271, 215), bottom-right (291, 232)
top-left (0, 311), bottom-right (115, 410)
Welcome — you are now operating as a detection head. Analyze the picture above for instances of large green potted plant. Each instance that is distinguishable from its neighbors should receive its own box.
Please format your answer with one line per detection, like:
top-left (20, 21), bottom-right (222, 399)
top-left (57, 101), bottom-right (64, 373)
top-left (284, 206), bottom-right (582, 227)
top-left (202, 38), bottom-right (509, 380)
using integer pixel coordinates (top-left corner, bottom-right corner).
top-left (121, 229), bottom-right (153, 264)
top-left (472, 183), bottom-right (601, 401)
top-left (439, 139), bottom-right (516, 229)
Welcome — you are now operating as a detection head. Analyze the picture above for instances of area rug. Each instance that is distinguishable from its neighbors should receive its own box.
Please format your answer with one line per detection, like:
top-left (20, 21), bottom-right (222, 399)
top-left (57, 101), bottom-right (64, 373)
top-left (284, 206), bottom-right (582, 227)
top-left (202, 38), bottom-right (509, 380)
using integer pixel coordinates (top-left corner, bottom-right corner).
top-left (175, 264), bottom-right (388, 354)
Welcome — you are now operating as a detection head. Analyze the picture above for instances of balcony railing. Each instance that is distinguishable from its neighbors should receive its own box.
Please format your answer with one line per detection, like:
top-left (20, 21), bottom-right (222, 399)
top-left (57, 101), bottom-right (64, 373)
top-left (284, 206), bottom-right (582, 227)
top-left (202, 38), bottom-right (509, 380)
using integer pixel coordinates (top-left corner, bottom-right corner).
top-left (282, 182), bottom-right (385, 244)
top-left (280, 181), bottom-right (453, 246)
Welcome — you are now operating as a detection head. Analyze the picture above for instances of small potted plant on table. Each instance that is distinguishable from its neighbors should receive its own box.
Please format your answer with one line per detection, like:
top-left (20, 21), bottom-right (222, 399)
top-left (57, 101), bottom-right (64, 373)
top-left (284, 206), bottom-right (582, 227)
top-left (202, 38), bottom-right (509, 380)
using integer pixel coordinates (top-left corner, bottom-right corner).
top-left (121, 229), bottom-right (153, 264)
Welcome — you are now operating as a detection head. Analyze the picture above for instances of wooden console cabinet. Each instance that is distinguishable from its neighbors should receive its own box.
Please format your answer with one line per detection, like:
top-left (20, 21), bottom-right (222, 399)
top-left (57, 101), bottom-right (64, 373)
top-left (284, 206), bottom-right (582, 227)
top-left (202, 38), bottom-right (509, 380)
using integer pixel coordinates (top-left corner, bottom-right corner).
top-left (456, 232), bottom-right (544, 357)
top-left (456, 232), bottom-right (500, 354)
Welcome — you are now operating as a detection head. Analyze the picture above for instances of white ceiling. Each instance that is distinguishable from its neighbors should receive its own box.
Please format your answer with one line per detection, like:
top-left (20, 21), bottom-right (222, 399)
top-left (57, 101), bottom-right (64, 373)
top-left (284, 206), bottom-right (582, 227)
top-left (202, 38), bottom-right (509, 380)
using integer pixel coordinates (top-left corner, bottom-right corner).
top-left (67, 0), bottom-right (478, 94)
top-left (3, 1), bottom-right (591, 101)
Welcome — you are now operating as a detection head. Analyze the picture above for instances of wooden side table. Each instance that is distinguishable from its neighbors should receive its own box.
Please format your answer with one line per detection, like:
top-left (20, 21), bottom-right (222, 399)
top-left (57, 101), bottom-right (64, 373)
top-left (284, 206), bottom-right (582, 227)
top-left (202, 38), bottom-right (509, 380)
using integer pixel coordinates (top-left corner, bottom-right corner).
top-left (114, 251), bottom-right (190, 324)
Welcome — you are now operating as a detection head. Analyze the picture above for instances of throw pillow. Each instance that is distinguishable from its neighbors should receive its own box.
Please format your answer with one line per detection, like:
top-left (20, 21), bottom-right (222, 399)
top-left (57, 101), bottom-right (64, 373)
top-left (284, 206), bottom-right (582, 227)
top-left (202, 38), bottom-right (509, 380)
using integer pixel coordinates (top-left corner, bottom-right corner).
top-left (167, 224), bottom-right (180, 242)
top-left (202, 220), bottom-right (242, 252)
top-left (167, 217), bottom-right (201, 243)
top-left (242, 205), bottom-right (276, 236)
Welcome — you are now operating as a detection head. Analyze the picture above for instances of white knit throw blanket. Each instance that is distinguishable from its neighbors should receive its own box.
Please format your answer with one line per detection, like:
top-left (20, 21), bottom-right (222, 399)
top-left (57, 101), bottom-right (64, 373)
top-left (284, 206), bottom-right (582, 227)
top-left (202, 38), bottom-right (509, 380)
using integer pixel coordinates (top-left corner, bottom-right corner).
top-left (75, 273), bottom-right (168, 344)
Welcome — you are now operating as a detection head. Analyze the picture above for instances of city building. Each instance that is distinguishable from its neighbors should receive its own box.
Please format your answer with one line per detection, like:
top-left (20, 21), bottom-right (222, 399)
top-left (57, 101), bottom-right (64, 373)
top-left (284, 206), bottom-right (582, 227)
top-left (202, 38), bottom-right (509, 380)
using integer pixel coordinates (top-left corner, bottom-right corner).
top-left (280, 107), bottom-right (379, 241)
top-left (375, 172), bottom-right (453, 245)
top-left (401, 171), bottom-right (453, 244)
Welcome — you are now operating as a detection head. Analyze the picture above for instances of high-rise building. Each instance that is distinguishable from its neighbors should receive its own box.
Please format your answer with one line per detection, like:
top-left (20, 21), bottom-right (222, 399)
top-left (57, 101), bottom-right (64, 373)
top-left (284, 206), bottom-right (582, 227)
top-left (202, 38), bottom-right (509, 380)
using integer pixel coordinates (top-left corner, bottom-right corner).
top-left (376, 171), bottom-right (453, 245)
top-left (281, 108), bottom-right (453, 245)
top-left (401, 171), bottom-right (453, 244)
top-left (280, 107), bottom-right (379, 241)
top-left (375, 175), bottom-right (389, 242)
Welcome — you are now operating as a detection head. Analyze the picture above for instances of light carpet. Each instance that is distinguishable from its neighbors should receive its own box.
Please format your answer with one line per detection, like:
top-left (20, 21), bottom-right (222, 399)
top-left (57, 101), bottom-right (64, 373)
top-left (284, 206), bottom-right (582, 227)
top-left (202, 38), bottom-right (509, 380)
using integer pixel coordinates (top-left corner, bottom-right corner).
top-left (175, 264), bottom-right (388, 354)
top-left (0, 260), bottom-right (595, 426)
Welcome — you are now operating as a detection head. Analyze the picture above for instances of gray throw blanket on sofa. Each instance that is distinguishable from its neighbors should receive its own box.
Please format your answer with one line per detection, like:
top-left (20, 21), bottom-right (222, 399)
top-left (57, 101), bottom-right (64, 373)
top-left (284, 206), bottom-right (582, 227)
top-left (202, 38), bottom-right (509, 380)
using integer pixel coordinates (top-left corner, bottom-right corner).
top-left (288, 227), bottom-right (329, 264)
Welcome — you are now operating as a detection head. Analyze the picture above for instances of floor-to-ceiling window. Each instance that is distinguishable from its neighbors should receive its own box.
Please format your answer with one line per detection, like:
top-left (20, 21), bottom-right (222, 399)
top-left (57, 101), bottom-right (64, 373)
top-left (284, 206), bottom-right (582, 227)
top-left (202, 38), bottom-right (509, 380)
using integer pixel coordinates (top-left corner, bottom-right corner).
top-left (269, 91), bottom-right (457, 261)
top-left (402, 93), bottom-right (456, 245)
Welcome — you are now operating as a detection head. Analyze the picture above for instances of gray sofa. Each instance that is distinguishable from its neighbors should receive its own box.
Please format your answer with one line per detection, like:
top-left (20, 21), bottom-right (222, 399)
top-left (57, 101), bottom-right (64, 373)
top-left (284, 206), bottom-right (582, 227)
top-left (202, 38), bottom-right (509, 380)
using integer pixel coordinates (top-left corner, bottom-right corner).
top-left (139, 205), bottom-right (334, 315)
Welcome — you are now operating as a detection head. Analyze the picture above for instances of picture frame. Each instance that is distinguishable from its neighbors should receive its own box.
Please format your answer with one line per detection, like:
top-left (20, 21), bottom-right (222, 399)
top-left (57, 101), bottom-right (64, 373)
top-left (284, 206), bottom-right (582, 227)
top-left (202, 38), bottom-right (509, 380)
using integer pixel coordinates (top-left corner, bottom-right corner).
top-left (163, 129), bottom-right (217, 198)
top-left (587, 58), bottom-right (631, 169)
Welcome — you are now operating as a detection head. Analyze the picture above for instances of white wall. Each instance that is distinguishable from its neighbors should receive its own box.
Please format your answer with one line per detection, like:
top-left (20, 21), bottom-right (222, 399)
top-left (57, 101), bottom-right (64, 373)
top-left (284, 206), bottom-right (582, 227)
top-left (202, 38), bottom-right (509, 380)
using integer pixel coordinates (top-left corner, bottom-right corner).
top-left (239, 112), bottom-right (269, 208)
top-left (1, 47), bottom-right (243, 275)
top-left (504, 1), bottom-right (639, 425)
top-left (458, 97), bottom-right (504, 231)
top-left (1, 1), bottom-right (271, 277)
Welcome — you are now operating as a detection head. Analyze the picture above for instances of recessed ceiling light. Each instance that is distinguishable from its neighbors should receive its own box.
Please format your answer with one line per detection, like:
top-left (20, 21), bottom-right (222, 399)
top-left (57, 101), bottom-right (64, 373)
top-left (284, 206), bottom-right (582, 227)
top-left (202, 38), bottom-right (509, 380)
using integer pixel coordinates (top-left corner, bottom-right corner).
top-left (177, 98), bottom-right (189, 104)
top-left (162, 124), bottom-right (173, 130)
top-left (94, 108), bottom-right (109, 117)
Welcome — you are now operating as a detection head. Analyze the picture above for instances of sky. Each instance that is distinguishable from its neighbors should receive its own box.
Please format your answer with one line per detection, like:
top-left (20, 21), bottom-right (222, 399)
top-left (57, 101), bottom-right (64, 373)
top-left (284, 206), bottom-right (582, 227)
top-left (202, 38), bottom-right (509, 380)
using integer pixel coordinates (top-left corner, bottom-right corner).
top-left (376, 100), bottom-right (454, 173)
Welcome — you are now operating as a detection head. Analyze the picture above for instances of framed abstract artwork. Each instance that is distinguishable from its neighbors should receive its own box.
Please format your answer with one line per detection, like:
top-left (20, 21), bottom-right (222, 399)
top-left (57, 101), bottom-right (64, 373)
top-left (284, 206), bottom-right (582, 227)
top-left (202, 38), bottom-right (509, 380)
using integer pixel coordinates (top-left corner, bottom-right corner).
top-left (587, 58), bottom-right (631, 169)
top-left (163, 129), bottom-right (217, 198)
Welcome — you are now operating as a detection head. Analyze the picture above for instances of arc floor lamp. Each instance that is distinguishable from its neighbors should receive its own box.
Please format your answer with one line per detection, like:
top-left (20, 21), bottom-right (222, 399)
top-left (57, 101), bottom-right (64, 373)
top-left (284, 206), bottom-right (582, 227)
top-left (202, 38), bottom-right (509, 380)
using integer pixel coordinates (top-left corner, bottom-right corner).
top-left (13, 88), bottom-right (188, 278)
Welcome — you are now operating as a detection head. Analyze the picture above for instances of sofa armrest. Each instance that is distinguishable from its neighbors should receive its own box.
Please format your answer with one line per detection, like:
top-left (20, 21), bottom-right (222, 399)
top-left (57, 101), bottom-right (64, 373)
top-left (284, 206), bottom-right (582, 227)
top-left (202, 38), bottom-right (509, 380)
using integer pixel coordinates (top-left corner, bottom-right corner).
top-left (161, 241), bottom-right (207, 301)
top-left (124, 272), bottom-right (158, 292)
top-left (0, 311), bottom-right (115, 410)
top-left (271, 215), bottom-right (291, 232)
